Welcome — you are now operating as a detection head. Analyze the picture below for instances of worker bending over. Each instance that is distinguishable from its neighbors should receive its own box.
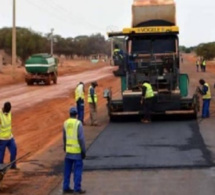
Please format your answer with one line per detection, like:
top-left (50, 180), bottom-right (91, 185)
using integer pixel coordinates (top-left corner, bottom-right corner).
top-left (88, 82), bottom-right (99, 126)
top-left (63, 107), bottom-right (86, 194)
top-left (75, 82), bottom-right (85, 124)
top-left (140, 81), bottom-right (155, 123)
top-left (0, 102), bottom-right (18, 169)
top-left (199, 79), bottom-right (211, 118)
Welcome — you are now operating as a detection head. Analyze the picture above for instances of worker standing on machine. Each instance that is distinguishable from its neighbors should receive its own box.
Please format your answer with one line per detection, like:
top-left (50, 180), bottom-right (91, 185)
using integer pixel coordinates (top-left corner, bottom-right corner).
top-left (198, 79), bottom-right (211, 118)
top-left (0, 102), bottom-right (18, 169)
top-left (75, 82), bottom-right (85, 125)
top-left (113, 44), bottom-right (124, 63)
top-left (140, 81), bottom-right (155, 123)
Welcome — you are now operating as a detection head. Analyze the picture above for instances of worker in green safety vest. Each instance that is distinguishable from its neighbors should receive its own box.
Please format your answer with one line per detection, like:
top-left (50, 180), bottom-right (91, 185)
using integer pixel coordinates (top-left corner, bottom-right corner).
top-left (140, 81), bottom-right (155, 123)
top-left (202, 59), bottom-right (206, 72)
top-left (88, 81), bottom-right (99, 126)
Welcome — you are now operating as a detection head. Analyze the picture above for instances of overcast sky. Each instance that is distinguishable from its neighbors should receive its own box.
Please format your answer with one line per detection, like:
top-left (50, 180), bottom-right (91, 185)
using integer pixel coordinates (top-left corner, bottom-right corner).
top-left (0, 0), bottom-right (214, 47)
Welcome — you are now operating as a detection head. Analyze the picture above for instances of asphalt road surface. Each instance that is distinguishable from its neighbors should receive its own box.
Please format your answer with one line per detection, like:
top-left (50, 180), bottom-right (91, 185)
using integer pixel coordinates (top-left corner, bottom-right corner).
top-left (85, 120), bottom-right (213, 170)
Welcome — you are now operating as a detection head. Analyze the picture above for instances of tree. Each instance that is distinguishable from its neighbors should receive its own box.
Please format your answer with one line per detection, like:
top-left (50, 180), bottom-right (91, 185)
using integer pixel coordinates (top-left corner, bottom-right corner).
top-left (195, 42), bottom-right (215, 60)
top-left (0, 27), bottom-right (48, 64)
top-left (0, 27), bottom-right (111, 64)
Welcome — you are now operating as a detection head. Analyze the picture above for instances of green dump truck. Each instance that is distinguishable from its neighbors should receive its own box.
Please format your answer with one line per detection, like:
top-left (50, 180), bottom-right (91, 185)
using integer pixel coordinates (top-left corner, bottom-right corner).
top-left (25, 53), bottom-right (58, 85)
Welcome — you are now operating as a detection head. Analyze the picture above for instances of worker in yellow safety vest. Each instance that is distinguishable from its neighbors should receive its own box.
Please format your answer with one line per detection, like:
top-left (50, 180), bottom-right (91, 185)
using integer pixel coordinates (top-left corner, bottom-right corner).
top-left (63, 107), bottom-right (86, 194)
top-left (87, 81), bottom-right (99, 126)
top-left (0, 102), bottom-right (18, 169)
top-left (140, 81), bottom-right (155, 123)
top-left (196, 59), bottom-right (200, 72)
top-left (202, 59), bottom-right (206, 72)
top-left (113, 44), bottom-right (124, 60)
top-left (75, 82), bottom-right (85, 124)
top-left (199, 79), bottom-right (211, 118)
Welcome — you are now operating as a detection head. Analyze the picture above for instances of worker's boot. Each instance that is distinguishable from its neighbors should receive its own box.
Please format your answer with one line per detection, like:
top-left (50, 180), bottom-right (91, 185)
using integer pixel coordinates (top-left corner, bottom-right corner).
top-left (74, 189), bottom-right (86, 194)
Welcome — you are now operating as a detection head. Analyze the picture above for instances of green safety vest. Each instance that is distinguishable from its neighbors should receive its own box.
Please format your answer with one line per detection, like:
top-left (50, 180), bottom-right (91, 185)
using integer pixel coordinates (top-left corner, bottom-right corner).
top-left (0, 111), bottom-right (12, 140)
top-left (87, 86), bottom-right (98, 103)
top-left (75, 84), bottom-right (85, 101)
top-left (143, 83), bottom-right (154, 99)
top-left (202, 60), bottom-right (206, 66)
top-left (64, 118), bottom-right (81, 154)
top-left (203, 83), bottom-right (211, 99)
top-left (114, 49), bottom-right (123, 59)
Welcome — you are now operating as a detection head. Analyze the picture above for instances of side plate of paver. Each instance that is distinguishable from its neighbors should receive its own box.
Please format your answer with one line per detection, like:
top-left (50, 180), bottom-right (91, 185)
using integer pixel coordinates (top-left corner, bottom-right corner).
top-left (84, 121), bottom-right (213, 170)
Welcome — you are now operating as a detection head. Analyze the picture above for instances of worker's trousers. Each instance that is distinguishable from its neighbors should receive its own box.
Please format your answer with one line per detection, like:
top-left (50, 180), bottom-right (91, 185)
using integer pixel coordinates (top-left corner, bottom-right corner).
top-left (143, 98), bottom-right (153, 121)
top-left (202, 99), bottom-right (210, 118)
top-left (89, 103), bottom-right (98, 125)
top-left (63, 158), bottom-right (83, 192)
top-left (77, 99), bottom-right (84, 123)
top-left (0, 138), bottom-right (17, 168)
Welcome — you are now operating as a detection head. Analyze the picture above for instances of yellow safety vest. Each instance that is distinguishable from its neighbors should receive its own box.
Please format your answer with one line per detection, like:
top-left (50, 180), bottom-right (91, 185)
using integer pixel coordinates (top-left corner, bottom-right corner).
top-left (114, 49), bottom-right (123, 59)
top-left (75, 84), bottom-right (85, 101)
top-left (203, 83), bottom-right (211, 99)
top-left (0, 111), bottom-right (12, 140)
top-left (64, 118), bottom-right (81, 154)
top-left (202, 60), bottom-right (206, 66)
top-left (87, 86), bottom-right (98, 103)
top-left (143, 83), bottom-right (154, 99)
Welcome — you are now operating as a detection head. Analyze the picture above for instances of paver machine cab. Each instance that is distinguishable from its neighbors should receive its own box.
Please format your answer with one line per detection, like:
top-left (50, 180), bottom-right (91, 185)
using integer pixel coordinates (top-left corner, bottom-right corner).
top-left (105, 0), bottom-right (199, 121)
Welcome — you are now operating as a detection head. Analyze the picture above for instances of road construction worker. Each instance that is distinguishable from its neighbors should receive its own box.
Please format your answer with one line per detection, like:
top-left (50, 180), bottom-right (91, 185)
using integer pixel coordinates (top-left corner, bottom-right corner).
top-left (63, 107), bottom-right (86, 194)
top-left (140, 81), bottom-right (155, 123)
top-left (196, 59), bottom-right (200, 72)
top-left (0, 102), bottom-right (18, 169)
top-left (113, 44), bottom-right (124, 63)
top-left (199, 79), bottom-right (211, 118)
top-left (75, 82), bottom-right (85, 124)
top-left (88, 82), bottom-right (98, 126)
top-left (202, 59), bottom-right (206, 72)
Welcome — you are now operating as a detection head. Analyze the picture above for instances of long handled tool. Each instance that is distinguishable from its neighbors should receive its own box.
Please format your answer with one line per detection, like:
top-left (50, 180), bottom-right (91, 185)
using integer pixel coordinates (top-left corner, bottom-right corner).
top-left (0, 152), bottom-right (31, 182)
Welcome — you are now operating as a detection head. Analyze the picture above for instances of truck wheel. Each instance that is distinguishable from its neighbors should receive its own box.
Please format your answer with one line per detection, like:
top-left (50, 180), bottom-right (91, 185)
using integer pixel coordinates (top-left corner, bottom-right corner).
top-left (46, 76), bottom-right (51, 85)
top-left (53, 74), bottom-right (57, 84)
top-left (26, 80), bottom-right (33, 86)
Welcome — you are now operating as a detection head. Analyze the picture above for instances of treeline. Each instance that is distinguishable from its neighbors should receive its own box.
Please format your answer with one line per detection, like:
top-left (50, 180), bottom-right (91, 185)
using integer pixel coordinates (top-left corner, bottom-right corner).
top-left (0, 27), bottom-right (111, 64)
top-left (180, 42), bottom-right (215, 60)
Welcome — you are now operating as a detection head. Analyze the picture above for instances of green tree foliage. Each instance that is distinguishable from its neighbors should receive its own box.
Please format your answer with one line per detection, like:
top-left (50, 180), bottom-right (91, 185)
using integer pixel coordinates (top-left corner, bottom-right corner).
top-left (0, 27), bottom-right (111, 64)
top-left (0, 27), bottom-right (49, 64)
top-left (195, 42), bottom-right (215, 60)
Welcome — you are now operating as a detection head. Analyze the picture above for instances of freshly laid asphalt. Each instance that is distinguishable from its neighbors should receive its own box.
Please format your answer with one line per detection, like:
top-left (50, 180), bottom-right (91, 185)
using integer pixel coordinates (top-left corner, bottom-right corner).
top-left (84, 120), bottom-right (213, 170)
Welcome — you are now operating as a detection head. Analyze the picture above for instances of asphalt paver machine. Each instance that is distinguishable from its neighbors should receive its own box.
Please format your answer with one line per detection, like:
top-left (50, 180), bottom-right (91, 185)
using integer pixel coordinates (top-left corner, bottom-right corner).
top-left (104, 0), bottom-right (199, 121)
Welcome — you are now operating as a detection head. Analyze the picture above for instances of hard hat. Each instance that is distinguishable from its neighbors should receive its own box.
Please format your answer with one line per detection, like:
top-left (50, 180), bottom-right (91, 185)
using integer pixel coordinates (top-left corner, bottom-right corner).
top-left (70, 107), bottom-right (77, 115)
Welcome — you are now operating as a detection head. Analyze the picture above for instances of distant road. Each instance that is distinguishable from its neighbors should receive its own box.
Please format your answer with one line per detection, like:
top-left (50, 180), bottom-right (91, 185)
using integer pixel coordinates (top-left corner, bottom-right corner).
top-left (0, 66), bottom-right (114, 112)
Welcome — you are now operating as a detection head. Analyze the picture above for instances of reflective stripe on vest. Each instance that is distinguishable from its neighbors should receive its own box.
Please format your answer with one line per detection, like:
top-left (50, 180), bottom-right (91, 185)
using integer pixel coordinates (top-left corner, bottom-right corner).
top-left (75, 84), bottom-right (84, 101)
top-left (0, 112), bottom-right (12, 139)
top-left (143, 83), bottom-right (154, 99)
top-left (87, 86), bottom-right (98, 103)
top-left (64, 118), bottom-right (81, 154)
top-left (203, 83), bottom-right (211, 99)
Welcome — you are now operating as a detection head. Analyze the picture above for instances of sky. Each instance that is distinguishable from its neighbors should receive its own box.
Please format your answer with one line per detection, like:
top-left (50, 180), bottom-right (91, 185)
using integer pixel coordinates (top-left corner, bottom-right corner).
top-left (0, 0), bottom-right (215, 47)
